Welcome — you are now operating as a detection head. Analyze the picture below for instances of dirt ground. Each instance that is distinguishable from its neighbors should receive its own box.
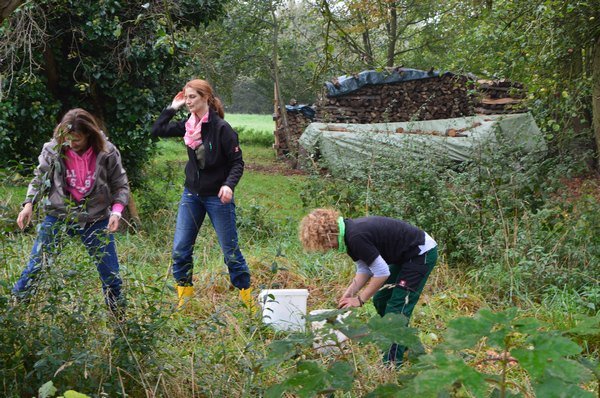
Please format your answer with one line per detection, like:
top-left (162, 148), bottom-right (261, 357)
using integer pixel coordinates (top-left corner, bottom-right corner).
top-left (245, 161), bottom-right (307, 176)
top-left (560, 173), bottom-right (600, 202)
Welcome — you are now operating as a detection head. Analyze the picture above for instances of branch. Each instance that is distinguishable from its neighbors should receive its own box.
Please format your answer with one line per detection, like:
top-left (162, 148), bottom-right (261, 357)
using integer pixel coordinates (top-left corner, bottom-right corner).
top-left (0, 0), bottom-right (24, 24)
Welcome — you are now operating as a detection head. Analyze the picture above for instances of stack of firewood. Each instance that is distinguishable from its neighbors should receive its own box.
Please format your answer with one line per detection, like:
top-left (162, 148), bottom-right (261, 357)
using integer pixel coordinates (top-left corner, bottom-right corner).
top-left (472, 79), bottom-right (527, 114)
top-left (274, 111), bottom-right (312, 158)
top-left (272, 73), bottom-right (528, 165)
top-left (315, 74), bottom-right (474, 123)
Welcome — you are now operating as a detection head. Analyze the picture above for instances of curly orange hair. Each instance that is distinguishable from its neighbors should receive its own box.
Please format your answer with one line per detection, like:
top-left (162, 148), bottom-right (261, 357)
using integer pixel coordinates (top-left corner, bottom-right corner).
top-left (299, 208), bottom-right (341, 252)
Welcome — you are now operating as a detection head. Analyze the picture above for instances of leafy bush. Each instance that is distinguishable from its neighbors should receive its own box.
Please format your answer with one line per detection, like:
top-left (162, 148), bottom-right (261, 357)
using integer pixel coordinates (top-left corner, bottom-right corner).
top-left (258, 309), bottom-right (599, 397)
top-left (236, 126), bottom-right (275, 147)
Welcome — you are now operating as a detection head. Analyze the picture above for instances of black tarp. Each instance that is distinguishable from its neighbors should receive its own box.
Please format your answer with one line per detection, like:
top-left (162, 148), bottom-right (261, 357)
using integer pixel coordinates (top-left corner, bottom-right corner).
top-left (324, 67), bottom-right (454, 97)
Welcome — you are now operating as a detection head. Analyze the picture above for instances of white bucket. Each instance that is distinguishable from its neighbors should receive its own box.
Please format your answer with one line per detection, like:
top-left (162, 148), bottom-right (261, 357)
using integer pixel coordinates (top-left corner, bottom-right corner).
top-left (309, 309), bottom-right (349, 354)
top-left (259, 289), bottom-right (309, 332)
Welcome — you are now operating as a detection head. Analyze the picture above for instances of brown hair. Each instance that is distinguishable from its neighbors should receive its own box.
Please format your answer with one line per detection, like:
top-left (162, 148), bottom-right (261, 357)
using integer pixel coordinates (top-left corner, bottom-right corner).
top-left (53, 108), bottom-right (106, 153)
top-left (299, 208), bottom-right (341, 252)
top-left (184, 79), bottom-right (225, 118)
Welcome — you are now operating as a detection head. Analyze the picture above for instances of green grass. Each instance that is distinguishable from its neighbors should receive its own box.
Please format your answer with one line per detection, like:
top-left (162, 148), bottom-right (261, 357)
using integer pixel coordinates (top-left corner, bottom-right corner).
top-left (1, 117), bottom-right (598, 396)
top-left (226, 113), bottom-right (274, 132)
top-left (237, 172), bottom-right (306, 221)
top-left (152, 140), bottom-right (277, 167)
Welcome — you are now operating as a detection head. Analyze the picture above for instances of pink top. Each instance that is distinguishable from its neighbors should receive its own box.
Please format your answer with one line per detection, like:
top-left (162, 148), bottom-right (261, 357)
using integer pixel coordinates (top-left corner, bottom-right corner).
top-left (64, 147), bottom-right (124, 215)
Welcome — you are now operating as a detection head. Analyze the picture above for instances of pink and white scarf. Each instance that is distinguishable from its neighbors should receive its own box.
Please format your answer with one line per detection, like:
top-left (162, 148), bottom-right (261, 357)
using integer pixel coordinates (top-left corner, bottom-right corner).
top-left (184, 112), bottom-right (209, 149)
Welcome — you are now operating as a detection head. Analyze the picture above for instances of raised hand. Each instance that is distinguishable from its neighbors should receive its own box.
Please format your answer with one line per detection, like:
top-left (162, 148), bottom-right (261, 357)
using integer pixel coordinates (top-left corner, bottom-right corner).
top-left (170, 91), bottom-right (186, 110)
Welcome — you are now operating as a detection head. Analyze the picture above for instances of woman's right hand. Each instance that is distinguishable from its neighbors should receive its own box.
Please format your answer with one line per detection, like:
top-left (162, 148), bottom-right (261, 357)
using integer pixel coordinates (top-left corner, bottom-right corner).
top-left (17, 203), bottom-right (33, 230)
top-left (170, 91), bottom-right (186, 110)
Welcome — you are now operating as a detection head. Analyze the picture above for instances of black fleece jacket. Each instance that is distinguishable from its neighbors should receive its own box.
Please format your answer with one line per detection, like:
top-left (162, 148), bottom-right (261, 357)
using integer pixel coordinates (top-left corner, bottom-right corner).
top-left (151, 107), bottom-right (244, 196)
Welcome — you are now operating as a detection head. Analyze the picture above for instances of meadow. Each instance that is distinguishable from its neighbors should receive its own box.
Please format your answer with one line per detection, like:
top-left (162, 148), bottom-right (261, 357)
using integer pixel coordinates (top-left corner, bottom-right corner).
top-left (0, 114), bottom-right (598, 397)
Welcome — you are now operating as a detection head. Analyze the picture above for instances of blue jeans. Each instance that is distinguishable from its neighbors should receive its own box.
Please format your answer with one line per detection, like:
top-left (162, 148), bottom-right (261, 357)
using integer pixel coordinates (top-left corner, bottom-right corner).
top-left (12, 215), bottom-right (123, 309)
top-left (172, 188), bottom-right (250, 289)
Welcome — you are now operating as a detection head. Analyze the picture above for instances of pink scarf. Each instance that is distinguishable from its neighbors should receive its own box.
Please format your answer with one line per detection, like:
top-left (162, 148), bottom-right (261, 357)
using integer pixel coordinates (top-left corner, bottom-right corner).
top-left (184, 112), bottom-right (209, 149)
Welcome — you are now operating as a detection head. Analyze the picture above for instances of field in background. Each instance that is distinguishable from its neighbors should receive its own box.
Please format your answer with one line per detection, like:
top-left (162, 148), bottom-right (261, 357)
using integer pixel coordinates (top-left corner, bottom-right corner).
top-left (226, 113), bottom-right (274, 133)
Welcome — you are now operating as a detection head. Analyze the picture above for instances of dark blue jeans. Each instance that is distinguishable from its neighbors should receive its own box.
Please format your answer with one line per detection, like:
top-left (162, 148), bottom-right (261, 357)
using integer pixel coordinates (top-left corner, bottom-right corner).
top-left (172, 187), bottom-right (250, 289)
top-left (12, 215), bottom-right (122, 309)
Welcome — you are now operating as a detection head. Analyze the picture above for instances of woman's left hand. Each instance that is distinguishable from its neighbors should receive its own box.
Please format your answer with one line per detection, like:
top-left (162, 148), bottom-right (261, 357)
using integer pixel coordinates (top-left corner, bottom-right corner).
top-left (338, 297), bottom-right (362, 309)
top-left (218, 185), bottom-right (233, 204)
top-left (108, 214), bottom-right (120, 232)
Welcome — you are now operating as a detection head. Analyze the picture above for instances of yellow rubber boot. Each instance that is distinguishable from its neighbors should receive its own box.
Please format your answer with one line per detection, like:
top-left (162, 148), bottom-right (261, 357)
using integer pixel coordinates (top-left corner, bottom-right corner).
top-left (177, 286), bottom-right (195, 309)
top-left (239, 287), bottom-right (256, 314)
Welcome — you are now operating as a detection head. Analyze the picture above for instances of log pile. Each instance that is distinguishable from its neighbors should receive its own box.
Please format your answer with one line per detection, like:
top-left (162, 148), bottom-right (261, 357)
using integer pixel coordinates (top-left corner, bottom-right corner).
top-left (274, 110), bottom-right (312, 158)
top-left (473, 79), bottom-right (527, 114)
top-left (315, 74), bottom-right (474, 124)
top-left (272, 73), bottom-right (528, 165)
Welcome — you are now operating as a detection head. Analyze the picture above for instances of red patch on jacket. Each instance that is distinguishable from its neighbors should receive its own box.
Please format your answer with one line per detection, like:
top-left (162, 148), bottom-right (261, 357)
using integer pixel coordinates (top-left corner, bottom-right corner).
top-left (234, 146), bottom-right (240, 152)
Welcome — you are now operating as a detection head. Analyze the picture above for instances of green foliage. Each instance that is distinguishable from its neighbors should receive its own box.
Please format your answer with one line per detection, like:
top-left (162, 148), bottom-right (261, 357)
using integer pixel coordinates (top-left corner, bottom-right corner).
top-left (0, 0), bottom-right (226, 186)
top-left (257, 308), bottom-right (599, 398)
top-left (0, 79), bottom-right (61, 168)
top-left (182, 1), bottom-right (324, 107)
top-left (396, 309), bottom-right (599, 398)
top-left (0, 227), bottom-right (175, 396)
top-left (265, 360), bottom-right (354, 398)
top-left (235, 126), bottom-right (275, 147)
top-left (38, 381), bottom-right (89, 398)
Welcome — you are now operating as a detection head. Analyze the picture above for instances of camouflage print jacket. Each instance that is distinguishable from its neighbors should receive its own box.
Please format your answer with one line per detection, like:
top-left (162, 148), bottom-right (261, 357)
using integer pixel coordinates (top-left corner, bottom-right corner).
top-left (24, 135), bottom-right (130, 225)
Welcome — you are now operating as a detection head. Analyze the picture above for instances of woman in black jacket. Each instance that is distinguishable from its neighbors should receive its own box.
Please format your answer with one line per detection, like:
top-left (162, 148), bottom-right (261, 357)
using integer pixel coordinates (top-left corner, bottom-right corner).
top-left (152, 79), bottom-right (252, 309)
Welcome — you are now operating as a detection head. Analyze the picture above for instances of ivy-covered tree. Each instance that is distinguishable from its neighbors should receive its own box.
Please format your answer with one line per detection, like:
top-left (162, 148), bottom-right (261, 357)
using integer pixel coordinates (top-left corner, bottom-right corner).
top-left (0, 0), bottom-right (226, 184)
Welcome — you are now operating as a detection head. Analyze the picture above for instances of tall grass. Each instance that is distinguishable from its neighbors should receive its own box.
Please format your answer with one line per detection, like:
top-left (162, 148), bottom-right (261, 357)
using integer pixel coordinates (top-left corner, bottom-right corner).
top-left (0, 114), bottom-right (597, 396)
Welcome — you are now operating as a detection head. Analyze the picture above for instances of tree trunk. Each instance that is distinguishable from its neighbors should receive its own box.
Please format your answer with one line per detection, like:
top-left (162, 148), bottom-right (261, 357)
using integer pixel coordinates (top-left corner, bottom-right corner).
top-left (271, 5), bottom-right (293, 164)
top-left (361, 30), bottom-right (374, 67)
top-left (592, 35), bottom-right (600, 169)
top-left (386, 3), bottom-right (398, 67)
top-left (0, 0), bottom-right (23, 24)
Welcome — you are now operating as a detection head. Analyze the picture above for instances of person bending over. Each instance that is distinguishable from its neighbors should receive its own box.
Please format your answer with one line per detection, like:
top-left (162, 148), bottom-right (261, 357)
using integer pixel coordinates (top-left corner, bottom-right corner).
top-left (299, 208), bottom-right (438, 366)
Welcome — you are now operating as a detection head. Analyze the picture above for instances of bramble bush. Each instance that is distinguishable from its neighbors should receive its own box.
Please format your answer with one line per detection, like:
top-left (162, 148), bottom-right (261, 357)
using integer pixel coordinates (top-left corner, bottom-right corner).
top-left (264, 308), bottom-right (599, 397)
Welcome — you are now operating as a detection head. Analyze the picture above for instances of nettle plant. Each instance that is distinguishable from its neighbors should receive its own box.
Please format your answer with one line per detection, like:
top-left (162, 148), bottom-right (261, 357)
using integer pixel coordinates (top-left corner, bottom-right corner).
top-left (258, 309), bottom-right (599, 397)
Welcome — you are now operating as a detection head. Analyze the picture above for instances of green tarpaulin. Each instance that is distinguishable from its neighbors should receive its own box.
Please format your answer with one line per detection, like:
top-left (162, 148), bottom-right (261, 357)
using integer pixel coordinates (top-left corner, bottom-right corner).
top-left (299, 113), bottom-right (546, 177)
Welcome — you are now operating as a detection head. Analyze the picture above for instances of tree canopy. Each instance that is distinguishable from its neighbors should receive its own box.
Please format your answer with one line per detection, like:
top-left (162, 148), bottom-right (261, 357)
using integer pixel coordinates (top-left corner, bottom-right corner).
top-left (0, 0), bottom-right (226, 184)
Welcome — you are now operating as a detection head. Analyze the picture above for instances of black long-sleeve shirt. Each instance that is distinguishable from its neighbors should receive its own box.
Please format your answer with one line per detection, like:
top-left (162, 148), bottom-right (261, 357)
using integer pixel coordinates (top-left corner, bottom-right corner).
top-left (151, 108), bottom-right (244, 195)
top-left (344, 216), bottom-right (425, 265)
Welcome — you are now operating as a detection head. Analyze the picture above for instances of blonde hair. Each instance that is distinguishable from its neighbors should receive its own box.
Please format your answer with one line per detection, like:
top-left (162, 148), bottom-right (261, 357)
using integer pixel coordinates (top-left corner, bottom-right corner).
top-left (299, 208), bottom-right (341, 252)
top-left (53, 108), bottom-right (106, 153)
